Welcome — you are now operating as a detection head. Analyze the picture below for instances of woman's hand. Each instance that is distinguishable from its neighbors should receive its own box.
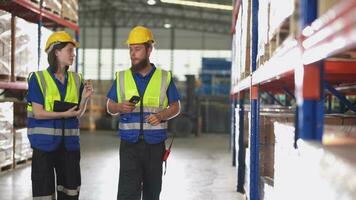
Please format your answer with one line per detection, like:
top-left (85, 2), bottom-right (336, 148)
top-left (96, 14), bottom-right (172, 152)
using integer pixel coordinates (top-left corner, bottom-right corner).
top-left (82, 80), bottom-right (94, 99)
top-left (63, 106), bottom-right (82, 118)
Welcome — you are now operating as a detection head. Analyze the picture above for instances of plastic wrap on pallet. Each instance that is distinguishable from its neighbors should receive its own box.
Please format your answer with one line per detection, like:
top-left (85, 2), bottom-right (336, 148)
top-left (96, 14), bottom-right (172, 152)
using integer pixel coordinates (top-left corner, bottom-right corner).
top-left (0, 10), bottom-right (53, 79)
top-left (269, 0), bottom-right (295, 39)
top-left (234, 5), bottom-right (243, 81)
top-left (272, 122), bottom-right (356, 200)
top-left (15, 128), bottom-right (32, 160)
top-left (257, 0), bottom-right (269, 59)
top-left (240, 0), bottom-right (251, 78)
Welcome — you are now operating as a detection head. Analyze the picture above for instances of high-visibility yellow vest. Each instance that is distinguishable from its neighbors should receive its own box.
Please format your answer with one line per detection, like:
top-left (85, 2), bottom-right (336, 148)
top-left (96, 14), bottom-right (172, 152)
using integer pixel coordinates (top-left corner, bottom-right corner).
top-left (115, 68), bottom-right (171, 144)
top-left (27, 69), bottom-right (82, 151)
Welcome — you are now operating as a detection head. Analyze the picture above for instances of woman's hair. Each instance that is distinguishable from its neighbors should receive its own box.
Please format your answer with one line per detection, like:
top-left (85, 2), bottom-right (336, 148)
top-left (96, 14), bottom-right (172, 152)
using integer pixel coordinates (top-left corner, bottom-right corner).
top-left (47, 42), bottom-right (70, 73)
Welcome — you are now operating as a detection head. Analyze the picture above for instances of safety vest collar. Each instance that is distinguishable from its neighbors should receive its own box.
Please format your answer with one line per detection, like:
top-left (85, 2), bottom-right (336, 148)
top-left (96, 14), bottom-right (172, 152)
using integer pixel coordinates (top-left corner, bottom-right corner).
top-left (116, 67), bottom-right (170, 108)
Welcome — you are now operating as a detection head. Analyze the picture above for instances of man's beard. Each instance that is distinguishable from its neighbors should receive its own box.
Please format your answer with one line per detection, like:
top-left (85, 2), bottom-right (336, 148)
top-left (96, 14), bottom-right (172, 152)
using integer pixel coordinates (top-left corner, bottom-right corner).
top-left (131, 57), bottom-right (149, 72)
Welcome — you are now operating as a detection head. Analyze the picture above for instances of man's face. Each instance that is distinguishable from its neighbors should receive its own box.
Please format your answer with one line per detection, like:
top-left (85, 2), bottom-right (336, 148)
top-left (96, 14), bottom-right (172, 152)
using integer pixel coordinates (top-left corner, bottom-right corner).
top-left (129, 44), bottom-right (151, 71)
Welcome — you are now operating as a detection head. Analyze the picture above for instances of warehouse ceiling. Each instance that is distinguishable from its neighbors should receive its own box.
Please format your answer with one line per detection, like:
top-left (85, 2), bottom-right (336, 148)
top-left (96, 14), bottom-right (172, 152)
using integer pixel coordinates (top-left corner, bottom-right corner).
top-left (78, 0), bottom-right (233, 34)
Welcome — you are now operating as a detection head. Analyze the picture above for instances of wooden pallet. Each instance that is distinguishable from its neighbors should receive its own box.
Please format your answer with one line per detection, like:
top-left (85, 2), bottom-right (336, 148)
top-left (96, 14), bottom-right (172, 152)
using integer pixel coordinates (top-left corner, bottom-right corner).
top-left (63, 17), bottom-right (77, 24)
top-left (0, 162), bottom-right (13, 173)
top-left (258, 12), bottom-right (299, 67)
top-left (15, 157), bottom-right (32, 167)
top-left (43, 6), bottom-right (61, 16)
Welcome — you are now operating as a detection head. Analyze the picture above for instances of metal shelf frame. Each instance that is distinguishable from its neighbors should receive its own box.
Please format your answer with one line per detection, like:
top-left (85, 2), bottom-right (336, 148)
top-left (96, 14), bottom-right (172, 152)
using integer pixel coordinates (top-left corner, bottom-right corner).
top-left (0, 0), bottom-right (80, 91)
top-left (231, 0), bottom-right (356, 199)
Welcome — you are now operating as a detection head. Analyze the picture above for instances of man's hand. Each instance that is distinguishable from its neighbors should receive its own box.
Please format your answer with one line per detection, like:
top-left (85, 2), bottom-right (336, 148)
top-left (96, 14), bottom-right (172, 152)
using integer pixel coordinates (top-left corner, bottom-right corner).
top-left (145, 113), bottom-right (162, 126)
top-left (118, 101), bottom-right (136, 113)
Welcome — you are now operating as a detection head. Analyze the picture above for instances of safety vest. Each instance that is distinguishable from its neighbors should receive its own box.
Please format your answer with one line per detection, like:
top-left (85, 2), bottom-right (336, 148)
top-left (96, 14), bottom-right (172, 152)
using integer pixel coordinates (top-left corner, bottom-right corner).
top-left (116, 68), bottom-right (171, 144)
top-left (27, 69), bottom-right (82, 152)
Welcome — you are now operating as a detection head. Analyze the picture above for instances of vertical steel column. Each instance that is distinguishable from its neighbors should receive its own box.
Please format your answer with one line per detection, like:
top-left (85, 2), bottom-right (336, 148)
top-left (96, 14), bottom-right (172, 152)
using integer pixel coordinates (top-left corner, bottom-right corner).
top-left (98, 22), bottom-right (103, 82)
top-left (250, 0), bottom-right (259, 199)
top-left (297, 0), bottom-right (323, 141)
top-left (170, 27), bottom-right (175, 74)
top-left (327, 95), bottom-right (332, 114)
top-left (111, 26), bottom-right (117, 79)
top-left (10, 14), bottom-right (16, 82)
top-left (231, 94), bottom-right (236, 167)
top-left (38, 0), bottom-right (44, 70)
top-left (237, 92), bottom-right (245, 193)
top-left (75, 31), bottom-right (79, 73)
top-left (81, 26), bottom-right (86, 77)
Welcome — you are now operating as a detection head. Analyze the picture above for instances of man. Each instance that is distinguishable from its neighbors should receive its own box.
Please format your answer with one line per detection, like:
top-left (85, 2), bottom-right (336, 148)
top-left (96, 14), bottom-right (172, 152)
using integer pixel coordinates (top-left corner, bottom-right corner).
top-left (106, 26), bottom-right (181, 200)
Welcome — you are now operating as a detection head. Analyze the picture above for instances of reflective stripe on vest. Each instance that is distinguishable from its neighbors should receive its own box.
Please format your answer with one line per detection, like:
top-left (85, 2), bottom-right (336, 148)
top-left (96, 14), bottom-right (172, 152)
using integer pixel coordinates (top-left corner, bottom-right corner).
top-left (28, 128), bottom-right (80, 136)
top-left (119, 122), bottom-right (168, 130)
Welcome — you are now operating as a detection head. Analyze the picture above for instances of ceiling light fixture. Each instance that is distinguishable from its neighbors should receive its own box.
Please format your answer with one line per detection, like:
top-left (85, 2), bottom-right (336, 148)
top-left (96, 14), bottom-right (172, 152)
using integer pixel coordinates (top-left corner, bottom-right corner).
top-left (147, 0), bottom-right (157, 5)
top-left (164, 23), bottom-right (172, 29)
top-left (160, 0), bottom-right (233, 11)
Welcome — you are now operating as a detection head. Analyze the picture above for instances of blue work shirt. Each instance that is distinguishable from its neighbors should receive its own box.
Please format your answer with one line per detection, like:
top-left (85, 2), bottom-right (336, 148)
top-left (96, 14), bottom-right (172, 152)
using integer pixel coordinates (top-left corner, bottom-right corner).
top-left (107, 65), bottom-right (180, 143)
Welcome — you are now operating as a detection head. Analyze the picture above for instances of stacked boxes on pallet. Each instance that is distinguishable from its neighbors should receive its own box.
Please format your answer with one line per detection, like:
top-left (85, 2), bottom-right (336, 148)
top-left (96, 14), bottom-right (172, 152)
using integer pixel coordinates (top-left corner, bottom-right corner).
top-left (240, 0), bottom-right (251, 79)
top-left (273, 119), bottom-right (356, 199)
top-left (43, 0), bottom-right (62, 15)
top-left (231, 0), bottom-right (251, 82)
top-left (257, 0), bottom-right (299, 66)
top-left (0, 10), bottom-right (53, 80)
top-left (62, 0), bottom-right (78, 23)
top-left (15, 128), bottom-right (31, 162)
top-left (0, 102), bottom-right (13, 169)
top-left (256, 0), bottom-right (341, 67)
top-left (241, 106), bottom-right (355, 198)
top-left (257, 0), bottom-right (270, 65)
top-left (27, 0), bottom-right (78, 24)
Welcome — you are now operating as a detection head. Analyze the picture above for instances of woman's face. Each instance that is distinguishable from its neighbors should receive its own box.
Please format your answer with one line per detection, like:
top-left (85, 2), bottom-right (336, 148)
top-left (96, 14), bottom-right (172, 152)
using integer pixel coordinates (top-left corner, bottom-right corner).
top-left (55, 43), bottom-right (75, 67)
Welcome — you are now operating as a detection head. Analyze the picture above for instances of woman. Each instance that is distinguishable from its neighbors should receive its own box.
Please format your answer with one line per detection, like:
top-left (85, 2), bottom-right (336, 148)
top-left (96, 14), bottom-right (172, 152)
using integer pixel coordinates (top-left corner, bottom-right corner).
top-left (27, 31), bottom-right (93, 200)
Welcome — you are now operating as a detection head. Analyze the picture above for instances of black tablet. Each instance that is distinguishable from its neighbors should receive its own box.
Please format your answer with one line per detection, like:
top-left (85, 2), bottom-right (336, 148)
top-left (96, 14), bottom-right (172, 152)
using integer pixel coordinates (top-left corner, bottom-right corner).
top-left (53, 100), bottom-right (78, 112)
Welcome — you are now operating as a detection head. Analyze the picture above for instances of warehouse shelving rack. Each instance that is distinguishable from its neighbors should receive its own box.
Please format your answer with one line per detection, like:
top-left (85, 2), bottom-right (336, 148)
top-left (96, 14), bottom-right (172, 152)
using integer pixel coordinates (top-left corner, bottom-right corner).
top-left (0, 0), bottom-right (80, 90)
top-left (230, 0), bottom-right (356, 199)
top-left (0, 0), bottom-right (79, 170)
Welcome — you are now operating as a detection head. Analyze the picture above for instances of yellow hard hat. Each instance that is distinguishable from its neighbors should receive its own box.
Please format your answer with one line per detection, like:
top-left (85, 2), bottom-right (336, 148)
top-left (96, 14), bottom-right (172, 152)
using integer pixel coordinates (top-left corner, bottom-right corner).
top-left (126, 26), bottom-right (155, 45)
top-left (45, 31), bottom-right (79, 53)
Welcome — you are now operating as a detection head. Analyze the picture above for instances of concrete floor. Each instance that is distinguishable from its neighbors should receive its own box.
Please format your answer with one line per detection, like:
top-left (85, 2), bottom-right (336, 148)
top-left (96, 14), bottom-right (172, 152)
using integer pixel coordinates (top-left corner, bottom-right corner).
top-left (0, 131), bottom-right (244, 200)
